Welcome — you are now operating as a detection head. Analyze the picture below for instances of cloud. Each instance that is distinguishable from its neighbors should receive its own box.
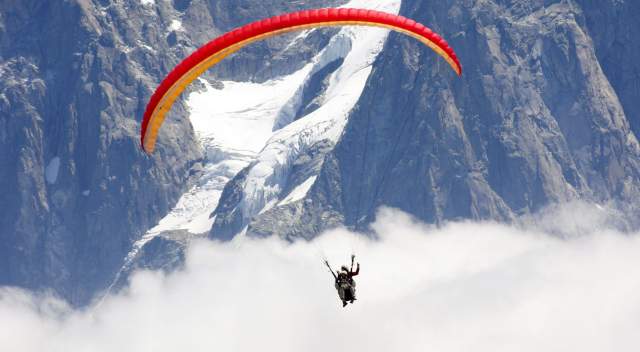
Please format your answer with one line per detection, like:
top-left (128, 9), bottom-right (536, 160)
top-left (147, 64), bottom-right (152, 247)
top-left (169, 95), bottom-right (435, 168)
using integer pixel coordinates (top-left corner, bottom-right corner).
top-left (2, 205), bottom-right (640, 352)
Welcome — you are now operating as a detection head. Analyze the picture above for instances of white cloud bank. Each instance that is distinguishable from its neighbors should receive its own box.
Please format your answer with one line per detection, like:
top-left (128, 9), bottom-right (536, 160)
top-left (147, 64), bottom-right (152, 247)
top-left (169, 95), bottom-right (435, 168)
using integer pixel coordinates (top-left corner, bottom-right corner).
top-left (2, 205), bottom-right (640, 352)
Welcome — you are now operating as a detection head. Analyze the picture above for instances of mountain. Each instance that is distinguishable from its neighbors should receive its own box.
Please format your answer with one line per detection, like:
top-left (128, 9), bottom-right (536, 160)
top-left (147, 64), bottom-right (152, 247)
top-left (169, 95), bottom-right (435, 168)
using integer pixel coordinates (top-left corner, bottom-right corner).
top-left (209, 0), bottom-right (640, 240)
top-left (0, 0), bottom-right (344, 305)
top-left (1, 0), bottom-right (640, 305)
top-left (110, 0), bottom-right (397, 290)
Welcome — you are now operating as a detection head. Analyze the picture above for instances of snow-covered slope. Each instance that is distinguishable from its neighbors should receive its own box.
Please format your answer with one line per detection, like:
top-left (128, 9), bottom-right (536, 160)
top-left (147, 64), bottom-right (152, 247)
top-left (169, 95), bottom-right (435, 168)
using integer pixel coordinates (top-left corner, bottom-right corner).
top-left (148, 72), bottom-right (311, 237)
top-left (209, 0), bottom-right (402, 238)
top-left (114, 0), bottom-right (401, 275)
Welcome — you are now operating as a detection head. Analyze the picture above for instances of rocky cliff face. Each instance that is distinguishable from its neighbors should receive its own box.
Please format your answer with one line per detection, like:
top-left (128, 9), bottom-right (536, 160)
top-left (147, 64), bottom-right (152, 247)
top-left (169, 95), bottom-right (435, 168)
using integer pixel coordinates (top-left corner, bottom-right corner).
top-left (325, 0), bottom-right (640, 225)
top-left (580, 0), bottom-right (640, 139)
top-left (216, 0), bottom-right (640, 239)
top-left (3, 0), bottom-right (640, 304)
top-left (0, 0), bottom-right (202, 305)
top-left (0, 0), bottom-right (343, 305)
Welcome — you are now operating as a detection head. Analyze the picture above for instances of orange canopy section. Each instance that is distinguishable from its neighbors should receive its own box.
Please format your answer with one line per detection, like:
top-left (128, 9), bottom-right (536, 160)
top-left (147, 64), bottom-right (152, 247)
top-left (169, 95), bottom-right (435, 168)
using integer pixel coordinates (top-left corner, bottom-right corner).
top-left (141, 8), bottom-right (462, 153)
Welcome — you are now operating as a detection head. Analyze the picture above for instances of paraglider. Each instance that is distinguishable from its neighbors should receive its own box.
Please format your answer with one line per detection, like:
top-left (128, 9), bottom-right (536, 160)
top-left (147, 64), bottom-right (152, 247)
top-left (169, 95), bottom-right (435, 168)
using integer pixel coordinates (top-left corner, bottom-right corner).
top-left (140, 7), bottom-right (462, 153)
top-left (325, 255), bottom-right (360, 307)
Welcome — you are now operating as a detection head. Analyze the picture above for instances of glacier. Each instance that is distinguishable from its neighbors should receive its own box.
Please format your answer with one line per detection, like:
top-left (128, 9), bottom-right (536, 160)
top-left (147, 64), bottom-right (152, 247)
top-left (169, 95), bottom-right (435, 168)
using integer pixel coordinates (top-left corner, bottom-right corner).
top-left (142, 0), bottom-right (401, 239)
top-left (109, 0), bottom-right (402, 283)
top-left (214, 0), bottom-right (404, 237)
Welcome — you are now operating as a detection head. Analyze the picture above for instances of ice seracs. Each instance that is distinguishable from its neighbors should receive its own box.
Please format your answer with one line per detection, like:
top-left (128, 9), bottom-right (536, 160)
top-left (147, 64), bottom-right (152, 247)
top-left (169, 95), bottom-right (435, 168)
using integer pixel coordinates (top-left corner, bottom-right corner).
top-left (125, 0), bottom-right (402, 265)
top-left (169, 19), bottom-right (182, 32)
top-left (232, 0), bottom-right (402, 227)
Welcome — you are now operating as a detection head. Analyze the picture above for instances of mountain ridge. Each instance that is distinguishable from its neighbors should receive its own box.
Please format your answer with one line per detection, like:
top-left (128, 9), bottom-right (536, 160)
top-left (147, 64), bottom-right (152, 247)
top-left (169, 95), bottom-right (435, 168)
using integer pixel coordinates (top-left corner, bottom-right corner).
top-left (1, 0), bottom-right (639, 305)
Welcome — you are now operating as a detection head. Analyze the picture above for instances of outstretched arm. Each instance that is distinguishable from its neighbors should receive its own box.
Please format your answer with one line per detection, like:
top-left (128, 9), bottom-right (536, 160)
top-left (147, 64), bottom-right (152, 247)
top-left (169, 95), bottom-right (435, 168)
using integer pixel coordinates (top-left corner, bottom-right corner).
top-left (351, 263), bottom-right (360, 276)
top-left (351, 254), bottom-right (355, 272)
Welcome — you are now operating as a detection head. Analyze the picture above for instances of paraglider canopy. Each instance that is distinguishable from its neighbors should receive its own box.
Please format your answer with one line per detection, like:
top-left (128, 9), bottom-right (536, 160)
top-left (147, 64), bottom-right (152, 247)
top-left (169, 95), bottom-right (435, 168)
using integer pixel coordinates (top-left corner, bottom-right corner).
top-left (140, 8), bottom-right (462, 154)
